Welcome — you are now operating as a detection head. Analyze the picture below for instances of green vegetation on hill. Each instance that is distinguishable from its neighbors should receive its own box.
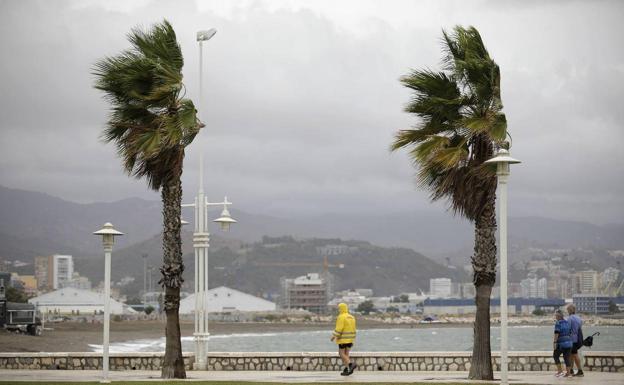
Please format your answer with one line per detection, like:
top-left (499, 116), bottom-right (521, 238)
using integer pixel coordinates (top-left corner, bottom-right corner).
top-left (84, 233), bottom-right (465, 297)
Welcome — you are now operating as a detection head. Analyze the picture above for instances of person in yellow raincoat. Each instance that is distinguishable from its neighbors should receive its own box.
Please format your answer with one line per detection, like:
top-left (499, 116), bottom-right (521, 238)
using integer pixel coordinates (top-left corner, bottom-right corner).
top-left (330, 302), bottom-right (357, 375)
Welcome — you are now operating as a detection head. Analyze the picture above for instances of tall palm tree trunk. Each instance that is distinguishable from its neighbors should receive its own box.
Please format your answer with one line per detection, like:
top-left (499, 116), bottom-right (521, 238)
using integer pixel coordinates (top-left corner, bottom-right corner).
top-left (469, 194), bottom-right (496, 380)
top-left (160, 176), bottom-right (186, 379)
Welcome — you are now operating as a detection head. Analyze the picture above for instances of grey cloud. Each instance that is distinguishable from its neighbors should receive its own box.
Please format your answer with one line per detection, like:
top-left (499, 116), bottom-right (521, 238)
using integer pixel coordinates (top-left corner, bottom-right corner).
top-left (0, 0), bottom-right (622, 224)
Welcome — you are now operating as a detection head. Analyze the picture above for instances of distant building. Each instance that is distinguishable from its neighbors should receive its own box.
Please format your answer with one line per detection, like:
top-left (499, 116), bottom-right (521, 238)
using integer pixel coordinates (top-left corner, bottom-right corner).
top-left (573, 294), bottom-right (610, 314)
top-left (402, 292), bottom-right (427, 303)
top-left (546, 270), bottom-right (572, 298)
top-left (423, 298), bottom-right (565, 315)
top-left (65, 273), bottom-right (92, 291)
top-left (577, 270), bottom-right (599, 294)
top-left (179, 286), bottom-right (276, 314)
top-left (281, 273), bottom-right (331, 314)
top-left (461, 283), bottom-right (476, 299)
top-left (36, 255), bottom-right (74, 290)
top-left (53, 255), bottom-right (73, 289)
top-left (371, 296), bottom-right (420, 314)
top-left (520, 274), bottom-right (547, 298)
top-left (353, 288), bottom-right (373, 297)
top-left (526, 260), bottom-right (548, 272)
top-left (34, 256), bottom-right (54, 290)
top-left (601, 267), bottom-right (620, 284)
top-left (328, 290), bottom-right (367, 309)
top-left (28, 287), bottom-right (136, 315)
top-left (430, 278), bottom-right (452, 298)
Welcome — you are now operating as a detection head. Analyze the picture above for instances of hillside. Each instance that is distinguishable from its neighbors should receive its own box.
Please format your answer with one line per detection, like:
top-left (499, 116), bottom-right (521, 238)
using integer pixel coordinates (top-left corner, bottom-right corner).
top-left (76, 233), bottom-right (464, 297)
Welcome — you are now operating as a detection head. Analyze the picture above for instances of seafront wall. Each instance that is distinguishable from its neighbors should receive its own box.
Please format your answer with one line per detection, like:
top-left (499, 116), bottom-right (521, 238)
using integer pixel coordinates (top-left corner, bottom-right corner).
top-left (0, 351), bottom-right (623, 372)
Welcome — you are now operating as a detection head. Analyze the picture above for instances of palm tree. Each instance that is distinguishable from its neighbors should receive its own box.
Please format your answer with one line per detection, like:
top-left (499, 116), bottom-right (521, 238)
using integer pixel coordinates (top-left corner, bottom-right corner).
top-left (391, 26), bottom-right (507, 380)
top-left (93, 20), bottom-right (202, 379)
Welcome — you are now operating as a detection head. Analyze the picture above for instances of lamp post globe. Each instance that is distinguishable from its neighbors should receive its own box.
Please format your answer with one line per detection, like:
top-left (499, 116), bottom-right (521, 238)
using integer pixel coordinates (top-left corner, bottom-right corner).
top-left (213, 198), bottom-right (237, 232)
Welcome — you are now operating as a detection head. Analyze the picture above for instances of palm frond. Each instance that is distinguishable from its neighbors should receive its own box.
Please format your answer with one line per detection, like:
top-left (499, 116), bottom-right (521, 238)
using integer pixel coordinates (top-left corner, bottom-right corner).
top-left (393, 25), bottom-right (506, 221)
top-left (93, 19), bottom-right (202, 191)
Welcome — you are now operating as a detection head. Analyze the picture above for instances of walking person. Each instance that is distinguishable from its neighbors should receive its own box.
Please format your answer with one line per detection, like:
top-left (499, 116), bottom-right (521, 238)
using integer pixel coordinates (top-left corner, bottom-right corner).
top-left (553, 309), bottom-right (573, 378)
top-left (567, 304), bottom-right (584, 377)
top-left (330, 303), bottom-right (357, 376)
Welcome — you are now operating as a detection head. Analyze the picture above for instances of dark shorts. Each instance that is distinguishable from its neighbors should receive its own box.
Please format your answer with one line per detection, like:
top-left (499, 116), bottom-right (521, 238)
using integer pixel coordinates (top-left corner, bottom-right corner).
top-left (571, 342), bottom-right (582, 354)
top-left (339, 343), bottom-right (353, 350)
top-left (554, 347), bottom-right (572, 367)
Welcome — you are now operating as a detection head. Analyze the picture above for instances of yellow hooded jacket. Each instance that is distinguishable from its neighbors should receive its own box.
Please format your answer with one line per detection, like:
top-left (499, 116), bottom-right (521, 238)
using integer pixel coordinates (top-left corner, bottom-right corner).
top-left (333, 303), bottom-right (356, 344)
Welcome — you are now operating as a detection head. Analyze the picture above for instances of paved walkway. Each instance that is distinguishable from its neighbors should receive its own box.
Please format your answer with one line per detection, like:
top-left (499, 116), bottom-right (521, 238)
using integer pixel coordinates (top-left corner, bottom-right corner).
top-left (1, 370), bottom-right (623, 384)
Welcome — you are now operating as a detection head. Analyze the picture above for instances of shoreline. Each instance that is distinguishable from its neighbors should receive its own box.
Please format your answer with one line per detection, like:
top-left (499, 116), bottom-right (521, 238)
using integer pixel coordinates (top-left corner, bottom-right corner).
top-left (1, 319), bottom-right (622, 353)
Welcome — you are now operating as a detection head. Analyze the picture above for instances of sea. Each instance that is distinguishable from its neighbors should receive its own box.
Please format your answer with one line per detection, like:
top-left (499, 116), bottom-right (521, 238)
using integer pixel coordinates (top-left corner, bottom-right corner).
top-left (89, 325), bottom-right (624, 353)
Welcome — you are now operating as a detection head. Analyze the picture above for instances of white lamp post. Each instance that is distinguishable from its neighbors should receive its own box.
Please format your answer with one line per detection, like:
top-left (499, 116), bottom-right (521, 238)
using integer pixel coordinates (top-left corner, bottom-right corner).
top-left (182, 157), bottom-right (237, 370)
top-left (93, 222), bottom-right (123, 383)
top-left (196, 28), bottom-right (217, 118)
top-left (485, 148), bottom-right (520, 385)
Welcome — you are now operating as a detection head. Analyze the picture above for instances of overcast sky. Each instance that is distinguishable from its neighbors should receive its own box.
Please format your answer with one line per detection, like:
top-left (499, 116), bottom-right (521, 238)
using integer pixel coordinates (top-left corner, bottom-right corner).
top-left (0, 0), bottom-right (622, 224)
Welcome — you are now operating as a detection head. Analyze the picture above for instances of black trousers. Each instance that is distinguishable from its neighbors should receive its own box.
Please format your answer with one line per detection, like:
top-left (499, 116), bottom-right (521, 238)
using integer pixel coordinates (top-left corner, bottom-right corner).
top-left (553, 346), bottom-right (572, 367)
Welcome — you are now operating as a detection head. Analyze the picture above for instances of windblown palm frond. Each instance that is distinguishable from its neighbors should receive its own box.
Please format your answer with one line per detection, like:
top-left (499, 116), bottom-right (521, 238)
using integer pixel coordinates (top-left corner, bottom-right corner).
top-left (93, 19), bottom-right (201, 191)
top-left (392, 25), bottom-right (506, 221)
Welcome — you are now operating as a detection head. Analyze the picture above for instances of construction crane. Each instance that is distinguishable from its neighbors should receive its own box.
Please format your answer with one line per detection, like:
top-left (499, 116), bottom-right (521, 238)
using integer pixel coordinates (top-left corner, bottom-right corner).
top-left (252, 255), bottom-right (344, 273)
top-left (603, 279), bottom-right (614, 295)
top-left (616, 279), bottom-right (624, 297)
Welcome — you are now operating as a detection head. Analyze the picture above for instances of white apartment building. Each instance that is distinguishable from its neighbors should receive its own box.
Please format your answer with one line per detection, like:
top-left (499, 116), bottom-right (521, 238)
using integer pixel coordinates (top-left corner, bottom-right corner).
top-left (429, 278), bottom-right (452, 298)
top-left (53, 255), bottom-right (74, 289)
top-left (520, 274), bottom-right (547, 298)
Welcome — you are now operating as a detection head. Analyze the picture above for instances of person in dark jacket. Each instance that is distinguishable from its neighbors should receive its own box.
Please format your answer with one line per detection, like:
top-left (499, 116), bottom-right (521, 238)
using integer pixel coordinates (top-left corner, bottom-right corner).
top-left (553, 309), bottom-right (573, 377)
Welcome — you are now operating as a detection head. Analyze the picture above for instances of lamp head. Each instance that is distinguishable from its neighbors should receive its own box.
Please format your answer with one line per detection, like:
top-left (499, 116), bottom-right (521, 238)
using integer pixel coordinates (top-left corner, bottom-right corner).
top-left (93, 222), bottom-right (124, 247)
top-left (213, 202), bottom-right (237, 232)
top-left (484, 148), bottom-right (521, 176)
top-left (197, 29), bottom-right (217, 42)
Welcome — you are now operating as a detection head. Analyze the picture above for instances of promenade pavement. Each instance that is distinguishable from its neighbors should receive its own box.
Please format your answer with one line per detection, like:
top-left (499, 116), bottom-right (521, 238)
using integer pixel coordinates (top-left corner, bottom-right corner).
top-left (1, 370), bottom-right (623, 384)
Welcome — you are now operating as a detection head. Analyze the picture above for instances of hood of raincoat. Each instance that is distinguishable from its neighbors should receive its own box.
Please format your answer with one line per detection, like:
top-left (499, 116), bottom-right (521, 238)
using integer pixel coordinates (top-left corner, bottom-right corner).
top-left (338, 302), bottom-right (348, 314)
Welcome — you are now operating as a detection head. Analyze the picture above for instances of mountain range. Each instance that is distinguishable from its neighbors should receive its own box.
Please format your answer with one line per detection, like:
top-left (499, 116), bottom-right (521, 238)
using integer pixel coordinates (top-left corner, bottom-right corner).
top-left (2, 184), bottom-right (623, 259)
top-left (1, 184), bottom-right (623, 296)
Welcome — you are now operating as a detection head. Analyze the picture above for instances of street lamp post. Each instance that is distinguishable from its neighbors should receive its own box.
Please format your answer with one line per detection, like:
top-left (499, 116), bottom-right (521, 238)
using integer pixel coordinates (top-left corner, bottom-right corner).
top-left (182, 157), bottom-right (237, 370)
top-left (196, 28), bottom-right (217, 117)
top-left (189, 28), bottom-right (223, 371)
top-left (93, 223), bottom-right (124, 383)
top-left (485, 148), bottom-right (520, 385)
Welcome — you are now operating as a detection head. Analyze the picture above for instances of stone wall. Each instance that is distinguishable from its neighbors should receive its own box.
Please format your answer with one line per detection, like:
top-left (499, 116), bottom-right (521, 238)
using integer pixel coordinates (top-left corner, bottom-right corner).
top-left (0, 352), bottom-right (194, 371)
top-left (0, 352), bottom-right (622, 372)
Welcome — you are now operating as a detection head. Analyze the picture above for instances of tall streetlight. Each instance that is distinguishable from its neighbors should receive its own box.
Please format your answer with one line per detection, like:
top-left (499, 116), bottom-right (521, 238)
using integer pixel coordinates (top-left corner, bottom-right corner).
top-left (182, 157), bottom-right (237, 370)
top-left (196, 28), bottom-right (217, 117)
top-left (187, 28), bottom-right (237, 371)
top-left (485, 148), bottom-right (520, 385)
top-left (93, 223), bottom-right (124, 383)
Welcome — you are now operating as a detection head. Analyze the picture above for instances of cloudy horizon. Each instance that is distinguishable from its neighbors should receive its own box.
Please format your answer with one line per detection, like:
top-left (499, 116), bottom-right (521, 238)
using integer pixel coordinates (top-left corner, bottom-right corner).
top-left (1, 0), bottom-right (623, 225)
